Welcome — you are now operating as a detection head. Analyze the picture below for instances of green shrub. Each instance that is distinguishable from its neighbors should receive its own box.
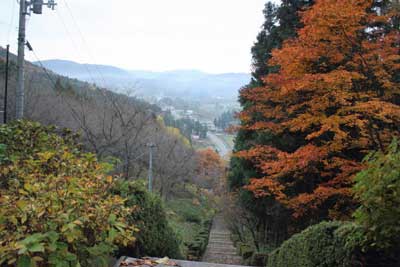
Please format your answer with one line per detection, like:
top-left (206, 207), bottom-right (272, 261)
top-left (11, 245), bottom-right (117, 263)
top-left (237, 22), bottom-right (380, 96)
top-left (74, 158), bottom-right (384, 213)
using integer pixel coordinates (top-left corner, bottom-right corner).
top-left (166, 191), bottom-right (214, 259)
top-left (112, 180), bottom-right (182, 259)
top-left (0, 121), bottom-right (135, 267)
top-left (239, 244), bottom-right (254, 260)
top-left (166, 198), bottom-right (211, 224)
top-left (249, 252), bottom-right (269, 266)
top-left (268, 221), bottom-right (355, 267)
top-left (353, 139), bottom-right (400, 253)
top-left (186, 220), bottom-right (212, 261)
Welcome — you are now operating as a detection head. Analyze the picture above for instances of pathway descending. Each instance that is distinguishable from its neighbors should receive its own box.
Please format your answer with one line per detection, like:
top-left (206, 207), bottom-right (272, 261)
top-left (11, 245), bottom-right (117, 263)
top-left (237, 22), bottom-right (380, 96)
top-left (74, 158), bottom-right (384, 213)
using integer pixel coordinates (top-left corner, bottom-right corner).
top-left (202, 215), bottom-right (245, 266)
top-left (115, 215), bottom-right (248, 267)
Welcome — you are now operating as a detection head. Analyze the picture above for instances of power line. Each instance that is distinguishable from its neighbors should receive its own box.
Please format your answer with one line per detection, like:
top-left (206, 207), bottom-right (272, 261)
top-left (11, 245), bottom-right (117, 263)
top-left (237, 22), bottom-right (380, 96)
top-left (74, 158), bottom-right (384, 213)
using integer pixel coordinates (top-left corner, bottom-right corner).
top-left (60, 0), bottom-right (134, 92)
top-left (31, 49), bottom-right (58, 88)
top-left (55, 9), bottom-right (98, 86)
top-left (7, 0), bottom-right (17, 44)
top-left (29, 46), bottom-right (89, 128)
top-left (54, 4), bottom-right (135, 122)
top-left (61, 0), bottom-right (107, 85)
top-left (30, 47), bottom-right (72, 115)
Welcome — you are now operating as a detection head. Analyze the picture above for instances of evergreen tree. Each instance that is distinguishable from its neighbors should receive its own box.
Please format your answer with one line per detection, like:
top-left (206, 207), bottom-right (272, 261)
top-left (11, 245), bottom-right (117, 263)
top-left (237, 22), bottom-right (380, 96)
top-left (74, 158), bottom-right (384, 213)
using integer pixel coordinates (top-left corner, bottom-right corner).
top-left (229, 0), bottom-right (314, 248)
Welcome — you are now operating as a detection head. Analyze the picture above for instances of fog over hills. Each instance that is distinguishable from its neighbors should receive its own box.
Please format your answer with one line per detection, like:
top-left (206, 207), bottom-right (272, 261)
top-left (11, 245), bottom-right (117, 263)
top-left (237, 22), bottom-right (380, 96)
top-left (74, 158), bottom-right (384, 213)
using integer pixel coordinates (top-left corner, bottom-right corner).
top-left (35, 60), bottom-right (251, 101)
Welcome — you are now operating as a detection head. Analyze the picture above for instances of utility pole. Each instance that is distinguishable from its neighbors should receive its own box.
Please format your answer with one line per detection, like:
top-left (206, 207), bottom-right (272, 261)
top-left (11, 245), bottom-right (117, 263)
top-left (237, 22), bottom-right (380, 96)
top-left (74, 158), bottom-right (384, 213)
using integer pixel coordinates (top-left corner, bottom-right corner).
top-left (16, 0), bottom-right (27, 119)
top-left (15, 0), bottom-right (57, 120)
top-left (3, 45), bottom-right (10, 124)
top-left (147, 143), bottom-right (156, 192)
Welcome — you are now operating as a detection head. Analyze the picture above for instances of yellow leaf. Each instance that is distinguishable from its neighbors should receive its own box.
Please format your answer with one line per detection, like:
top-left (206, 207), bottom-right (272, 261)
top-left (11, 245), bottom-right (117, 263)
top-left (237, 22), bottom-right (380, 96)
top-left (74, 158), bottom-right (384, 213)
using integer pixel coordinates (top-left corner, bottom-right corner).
top-left (156, 257), bottom-right (170, 264)
top-left (21, 213), bottom-right (27, 224)
top-left (16, 200), bottom-right (28, 210)
top-left (18, 189), bottom-right (29, 196)
top-left (32, 256), bottom-right (43, 262)
top-left (106, 176), bottom-right (113, 183)
top-left (7, 258), bottom-right (16, 265)
top-left (37, 210), bottom-right (45, 218)
top-left (61, 225), bottom-right (69, 233)
top-left (23, 183), bottom-right (32, 192)
top-left (73, 220), bottom-right (83, 226)
top-left (39, 151), bottom-right (54, 161)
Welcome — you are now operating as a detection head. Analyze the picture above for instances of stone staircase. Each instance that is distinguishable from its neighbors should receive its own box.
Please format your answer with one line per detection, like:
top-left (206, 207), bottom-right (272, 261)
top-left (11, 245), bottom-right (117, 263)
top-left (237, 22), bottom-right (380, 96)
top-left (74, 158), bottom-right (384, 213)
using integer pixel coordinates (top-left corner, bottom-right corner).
top-left (202, 215), bottom-right (245, 266)
top-left (115, 214), bottom-right (247, 267)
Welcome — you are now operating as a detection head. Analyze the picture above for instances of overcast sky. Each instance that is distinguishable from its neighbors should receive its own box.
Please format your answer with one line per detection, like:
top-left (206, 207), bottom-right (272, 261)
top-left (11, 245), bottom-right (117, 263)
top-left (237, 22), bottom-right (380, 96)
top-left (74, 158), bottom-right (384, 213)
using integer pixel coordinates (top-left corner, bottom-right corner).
top-left (0, 0), bottom-right (280, 73)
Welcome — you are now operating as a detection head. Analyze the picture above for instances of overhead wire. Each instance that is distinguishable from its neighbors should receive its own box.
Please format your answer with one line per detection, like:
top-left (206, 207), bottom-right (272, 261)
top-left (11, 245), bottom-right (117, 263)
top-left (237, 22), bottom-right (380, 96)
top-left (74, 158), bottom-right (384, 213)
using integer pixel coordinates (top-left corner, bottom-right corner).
top-left (27, 0), bottom-right (145, 142)
top-left (60, 0), bottom-right (135, 93)
top-left (31, 46), bottom-right (147, 165)
top-left (61, 0), bottom-right (108, 87)
top-left (30, 45), bottom-right (91, 120)
top-left (31, 50), bottom-right (58, 88)
top-left (54, 2), bottom-right (137, 121)
top-left (55, 8), bottom-right (99, 86)
top-left (6, 0), bottom-right (17, 44)
top-left (54, 4), bottom-right (128, 115)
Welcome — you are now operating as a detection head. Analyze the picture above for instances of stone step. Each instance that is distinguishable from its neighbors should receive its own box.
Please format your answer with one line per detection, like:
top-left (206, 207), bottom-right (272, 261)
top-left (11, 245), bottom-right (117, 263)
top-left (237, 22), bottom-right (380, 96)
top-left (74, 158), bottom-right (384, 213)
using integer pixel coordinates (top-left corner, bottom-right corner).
top-left (211, 233), bottom-right (231, 236)
top-left (206, 244), bottom-right (236, 250)
top-left (204, 251), bottom-right (239, 256)
top-left (209, 237), bottom-right (231, 241)
top-left (206, 247), bottom-right (237, 255)
top-left (210, 233), bottom-right (231, 236)
top-left (208, 240), bottom-right (233, 246)
top-left (209, 237), bottom-right (232, 240)
top-left (200, 215), bottom-right (245, 266)
top-left (208, 239), bottom-right (233, 245)
top-left (208, 241), bottom-right (234, 244)
top-left (211, 230), bottom-right (231, 236)
top-left (207, 244), bottom-right (235, 249)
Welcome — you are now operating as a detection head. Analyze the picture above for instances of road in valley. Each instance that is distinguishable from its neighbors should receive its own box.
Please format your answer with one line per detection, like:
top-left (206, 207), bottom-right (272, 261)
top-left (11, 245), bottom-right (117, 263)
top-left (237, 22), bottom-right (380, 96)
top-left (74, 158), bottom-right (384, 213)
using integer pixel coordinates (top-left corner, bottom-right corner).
top-left (207, 132), bottom-right (232, 158)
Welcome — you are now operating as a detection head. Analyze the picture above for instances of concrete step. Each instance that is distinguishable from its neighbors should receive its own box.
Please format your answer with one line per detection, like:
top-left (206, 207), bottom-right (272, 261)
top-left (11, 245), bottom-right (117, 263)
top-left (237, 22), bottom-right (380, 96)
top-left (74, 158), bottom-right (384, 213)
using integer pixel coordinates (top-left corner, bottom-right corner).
top-left (204, 249), bottom-right (238, 255)
top-left (210, 233), bottom-right (231, 237)
top-left (210, 235), bottom-right (231, 240)
top-left (201, 215), bottom-right (246, 266)
top-left (206, 245), bottom-right (237, 250)
top-left (208, 240), bottom-right (234, 244)
top-left (209, 237), bottom-right (232, 241)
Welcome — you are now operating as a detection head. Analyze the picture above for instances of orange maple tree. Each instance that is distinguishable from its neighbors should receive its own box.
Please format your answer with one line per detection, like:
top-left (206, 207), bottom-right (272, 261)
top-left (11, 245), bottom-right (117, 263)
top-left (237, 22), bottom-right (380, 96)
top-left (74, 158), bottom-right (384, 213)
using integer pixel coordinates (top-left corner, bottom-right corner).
top-left (237, 0), bottom-right (400, 221)
top-left (195, 148), bottom-right (225, 189)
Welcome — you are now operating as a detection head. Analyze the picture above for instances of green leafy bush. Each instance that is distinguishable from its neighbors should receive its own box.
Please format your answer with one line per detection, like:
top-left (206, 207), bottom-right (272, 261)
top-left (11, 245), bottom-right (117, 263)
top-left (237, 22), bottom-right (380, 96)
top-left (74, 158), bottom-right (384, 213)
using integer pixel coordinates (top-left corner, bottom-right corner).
top-left (353, 139), bottom-right (400, 253)
top-left (268, 221), bottom-right (355, 267)
top-left (112, 180), bottom-right (182, 259)
top-left (167, 200), bottom-right (203, 223)
top-left (0, 121), bottom-right (136, 267)
top-left (166, 195), bottom-right (215, 259)
top-left (238, 243), bottom-right (254, 260)
top-left (249, 252), bottom-right (269, 267)
top-left (186, 220), bottom-right (212, 261)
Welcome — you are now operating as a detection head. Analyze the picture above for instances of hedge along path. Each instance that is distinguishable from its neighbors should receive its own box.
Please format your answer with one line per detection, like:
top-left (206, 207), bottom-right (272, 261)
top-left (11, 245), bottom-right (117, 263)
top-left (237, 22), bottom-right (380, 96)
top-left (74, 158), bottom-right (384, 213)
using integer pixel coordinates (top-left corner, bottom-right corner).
top-left (202, 214), bottom-right (247, 266)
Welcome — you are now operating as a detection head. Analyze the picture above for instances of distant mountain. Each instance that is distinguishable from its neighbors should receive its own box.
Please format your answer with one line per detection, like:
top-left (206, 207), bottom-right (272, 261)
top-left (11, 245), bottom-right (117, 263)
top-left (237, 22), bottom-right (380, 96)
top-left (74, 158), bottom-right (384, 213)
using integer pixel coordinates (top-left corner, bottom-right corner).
top-left (34, 60), bottom-right (251, 101)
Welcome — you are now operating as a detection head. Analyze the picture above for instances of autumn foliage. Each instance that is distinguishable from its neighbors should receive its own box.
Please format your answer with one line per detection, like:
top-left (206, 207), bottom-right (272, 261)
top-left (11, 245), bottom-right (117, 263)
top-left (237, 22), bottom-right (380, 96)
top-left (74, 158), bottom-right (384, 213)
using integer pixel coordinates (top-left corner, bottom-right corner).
top-left (195, 149), bottom-right (225, 189)
top-left (0, 121), bottom-right (136, 266)
top-left (237, 0), bottom-right (400, 223)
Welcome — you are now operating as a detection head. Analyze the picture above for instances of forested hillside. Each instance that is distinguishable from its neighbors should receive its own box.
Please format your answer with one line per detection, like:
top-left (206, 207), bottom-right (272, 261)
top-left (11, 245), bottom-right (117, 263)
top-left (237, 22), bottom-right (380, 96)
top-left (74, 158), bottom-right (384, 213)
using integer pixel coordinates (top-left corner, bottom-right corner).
top-left (0, 48), bottom-right (201, 199)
